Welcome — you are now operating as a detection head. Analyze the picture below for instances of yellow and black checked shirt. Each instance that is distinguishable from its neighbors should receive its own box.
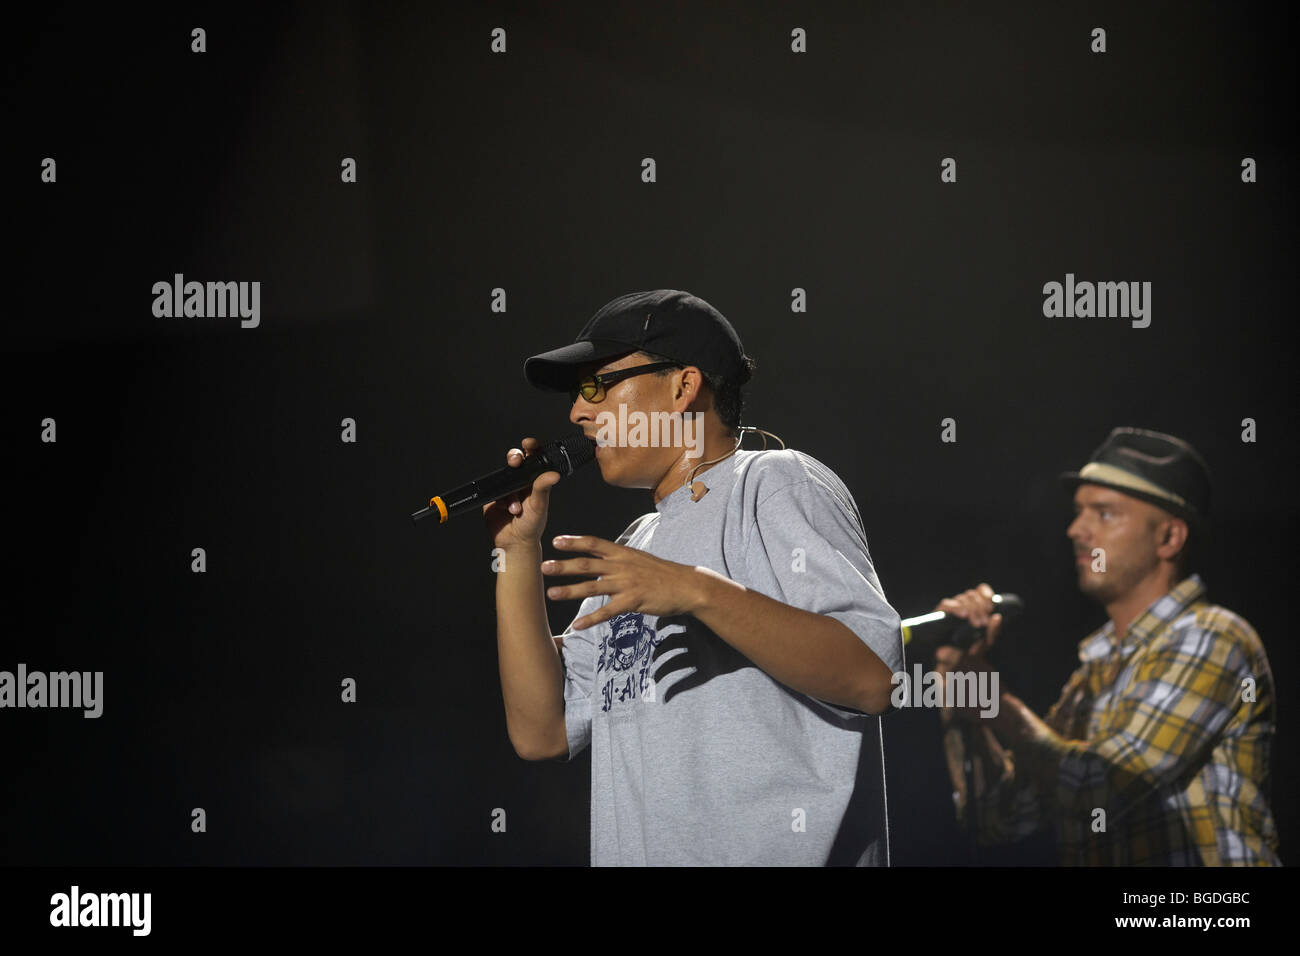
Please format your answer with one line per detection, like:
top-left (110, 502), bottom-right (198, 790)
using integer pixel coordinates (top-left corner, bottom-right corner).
top-left (966, 574), bottom-right (1280, 865)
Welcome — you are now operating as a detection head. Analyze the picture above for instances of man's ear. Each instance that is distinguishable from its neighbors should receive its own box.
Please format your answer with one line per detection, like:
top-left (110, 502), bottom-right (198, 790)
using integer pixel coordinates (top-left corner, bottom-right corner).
top-left (1156, 516), bottom-right (1189, 562)
top-left (675, 367), bottom-right (703, 405)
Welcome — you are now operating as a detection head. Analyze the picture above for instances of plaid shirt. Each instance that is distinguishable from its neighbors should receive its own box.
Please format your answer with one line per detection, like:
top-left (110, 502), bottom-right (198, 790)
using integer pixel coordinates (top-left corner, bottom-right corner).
top-left (955, 574), bottom-right (1280, 865)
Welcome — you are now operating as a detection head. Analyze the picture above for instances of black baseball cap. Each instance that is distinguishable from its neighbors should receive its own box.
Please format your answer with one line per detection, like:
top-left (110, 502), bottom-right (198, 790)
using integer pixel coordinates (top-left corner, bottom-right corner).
top-left (523, 289), bottom-right (752, 392)
top-left (1060, 427), bottom-right (1212, 526)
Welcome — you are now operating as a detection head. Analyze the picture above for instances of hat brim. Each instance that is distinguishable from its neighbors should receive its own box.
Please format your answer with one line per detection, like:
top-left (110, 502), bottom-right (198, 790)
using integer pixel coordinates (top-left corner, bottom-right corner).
top-left (523, 339), bottom-right (638, 391)
top-left (1060, 471), bottom-right (1202, 527)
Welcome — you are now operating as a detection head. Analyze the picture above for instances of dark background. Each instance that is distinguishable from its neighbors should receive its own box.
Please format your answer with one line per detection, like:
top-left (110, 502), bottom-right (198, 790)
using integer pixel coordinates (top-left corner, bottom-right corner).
top-left (5, 0), bottom-right (1295, 865)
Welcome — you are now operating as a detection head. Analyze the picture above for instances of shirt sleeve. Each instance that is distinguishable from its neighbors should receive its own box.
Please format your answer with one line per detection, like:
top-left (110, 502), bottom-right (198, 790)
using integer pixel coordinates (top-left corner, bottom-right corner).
top-left (556, 514), bottom-right (654, 759)
top-left (557, 596), bottom-right (607, 761)
top-left (743, 474), bottom-right (904, 720)
top-left (1014, 615), bottom-right (1253, 823)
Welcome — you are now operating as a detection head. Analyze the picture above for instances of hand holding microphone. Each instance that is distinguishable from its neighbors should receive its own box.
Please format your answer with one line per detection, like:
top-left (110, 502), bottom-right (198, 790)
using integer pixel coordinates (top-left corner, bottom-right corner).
top-left (901, 586), bottom-right (1021, 654)
top-left (931, 582), bottom-right (1004, 683)
top-left (411, 433), bottom-right (597, 553)
top-left (484, 437), bottom-right (563, 553)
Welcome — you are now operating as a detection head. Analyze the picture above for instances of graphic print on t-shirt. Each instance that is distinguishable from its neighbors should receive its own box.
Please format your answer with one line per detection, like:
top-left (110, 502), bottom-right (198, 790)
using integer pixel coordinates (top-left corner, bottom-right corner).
top-left (596, 611), bottom-right (671, 712)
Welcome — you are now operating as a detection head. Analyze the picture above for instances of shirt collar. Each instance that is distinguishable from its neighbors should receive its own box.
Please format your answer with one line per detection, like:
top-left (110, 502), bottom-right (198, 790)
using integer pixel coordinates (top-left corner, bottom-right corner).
top-left (1078, 573), bottom-right (1206, 662)
top-left (654, 448), bottom-right (750, 517)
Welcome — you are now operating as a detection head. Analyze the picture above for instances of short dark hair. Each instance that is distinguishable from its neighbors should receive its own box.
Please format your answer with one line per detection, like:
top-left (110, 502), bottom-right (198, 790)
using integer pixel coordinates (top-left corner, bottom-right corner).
top-left (634, 349), bottom-right (756, 436)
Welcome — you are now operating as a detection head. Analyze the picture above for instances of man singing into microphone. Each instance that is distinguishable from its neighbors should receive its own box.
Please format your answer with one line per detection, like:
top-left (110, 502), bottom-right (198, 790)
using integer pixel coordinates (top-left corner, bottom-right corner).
top-left (486, 289), bottom-right (904, 865)
top-left (935, 428), bottom-right (1279, 865)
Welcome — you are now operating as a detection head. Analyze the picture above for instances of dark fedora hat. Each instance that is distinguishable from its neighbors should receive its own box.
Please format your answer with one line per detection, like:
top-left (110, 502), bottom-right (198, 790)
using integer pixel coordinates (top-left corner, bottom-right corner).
top-left (1060, 427), bottom-right (1211, 526)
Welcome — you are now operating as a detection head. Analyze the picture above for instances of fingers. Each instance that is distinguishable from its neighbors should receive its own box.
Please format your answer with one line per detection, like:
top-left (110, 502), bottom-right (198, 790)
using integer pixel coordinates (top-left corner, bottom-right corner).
top-left (501, 438), bottom-right (558, 515)
top-left (545, 577), bottom-right (614, 603)
top-left (985, 613), bottom-right (1002, 649)
top-left (541, 556), bottom-right (610, 579)
top-left (964, 584), bottom-right (993, 627)
top-left (934, 646), bottom-right (961, 674)
top-left (965, 612), bottom-right (1002, 656)
top-left (572, 596), bottom-right (629, 631)
top-left (935, 583), bottom-right (998, 626)
top-left (506, 437), bottom-right (541, 466)
top-left (517, 469), bottom-right (561, 512)
top-left (534, 470), bottom-right (562, 490)
top-left (502, 443), bottom-right (525, 514)
top-left (552, 534), bottom-right (618, 557)
top-left (506, 439), bottom-right (560, 487)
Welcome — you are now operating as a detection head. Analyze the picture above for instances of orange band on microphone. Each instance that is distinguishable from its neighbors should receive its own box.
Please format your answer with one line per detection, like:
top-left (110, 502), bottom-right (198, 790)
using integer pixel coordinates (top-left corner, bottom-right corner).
top-left (429, 496), bottom-right (448, 522)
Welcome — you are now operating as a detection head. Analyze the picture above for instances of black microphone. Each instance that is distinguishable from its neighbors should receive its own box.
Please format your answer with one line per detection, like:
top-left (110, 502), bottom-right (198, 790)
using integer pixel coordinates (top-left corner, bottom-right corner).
top-left (900, 593), bottom-right (1024, 653)
top-left (411, 434), bottom-right (598, 524)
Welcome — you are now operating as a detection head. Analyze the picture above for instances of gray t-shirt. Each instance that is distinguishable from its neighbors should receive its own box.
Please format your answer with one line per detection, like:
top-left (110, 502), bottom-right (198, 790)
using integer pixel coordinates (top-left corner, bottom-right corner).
top-left (558, 447), bottom-right (904, 865)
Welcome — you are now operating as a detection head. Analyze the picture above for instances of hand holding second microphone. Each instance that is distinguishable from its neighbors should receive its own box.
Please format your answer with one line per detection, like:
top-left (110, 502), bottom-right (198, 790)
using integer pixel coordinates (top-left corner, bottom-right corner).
top-left (933, 582), bottom-right (1001, 684)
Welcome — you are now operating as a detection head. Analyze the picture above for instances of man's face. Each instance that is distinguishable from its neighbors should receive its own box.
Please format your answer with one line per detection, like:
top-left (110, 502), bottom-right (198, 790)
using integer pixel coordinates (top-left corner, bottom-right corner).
top-left (1066, 484), bottom-right (1174, 605)
top-left (567, 352), bottom-right (685, 488)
